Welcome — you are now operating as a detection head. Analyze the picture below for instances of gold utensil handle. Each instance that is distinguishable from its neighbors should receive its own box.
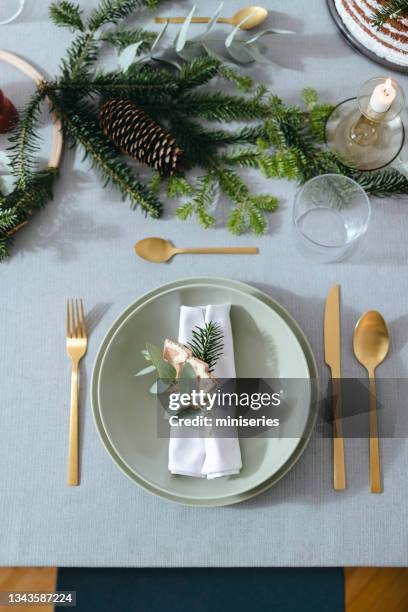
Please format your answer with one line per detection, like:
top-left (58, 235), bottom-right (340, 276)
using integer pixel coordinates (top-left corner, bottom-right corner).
top-left (332, 377), bottom-right (346, 490)
top-left (176, 247), bottom-right (258, 254)
top-left (155, 16), bottom-right (230, 24)
top-left (369, 374), bottom-right (381, 493)
top-left (68, 364), bottom-right (79, 486)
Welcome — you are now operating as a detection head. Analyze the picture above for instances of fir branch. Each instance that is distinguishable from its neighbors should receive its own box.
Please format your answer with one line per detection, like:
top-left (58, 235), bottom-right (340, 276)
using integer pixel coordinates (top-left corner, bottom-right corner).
top-left (166, 175), bottom-right (193, 198)
top-left (47, 66), bottom-right (180, 102)
top-left (87, 0), bottom-right (158, 31)
top-left (349, 167), bottom-right (408, 196)
top-left (49, 1), bottom-right (84, 31)
top-left (188, 321), bottom-right (224, 372)
top-left (60, 32), bottom-right (99, 80)
top-left (50, 93), bottom-right (162, 217)
top-left (221, 147), bottom-right (263, 168)
top-left (217, 168), bottom-right (274, 235)
top-left (0, 208), bottom-right (18, 231)
top-left (176, 56), bottom-right (221, 92)
top-left (149, 171), bottom-right (163, 194)
top-left (101, 27), bottom-right (155, 51)
top-left (0, 169), bottom-right (57, 260)
top-left (176, 91), bottom-right (268, 122)
top-left (7, 89), bottom-right (47, 190)
top-left (176, 171), bottom-right (217, 228)
top-left (168, 117), bottom-right (219, 168)
top-left (219, 66), bottom-right (253, 93)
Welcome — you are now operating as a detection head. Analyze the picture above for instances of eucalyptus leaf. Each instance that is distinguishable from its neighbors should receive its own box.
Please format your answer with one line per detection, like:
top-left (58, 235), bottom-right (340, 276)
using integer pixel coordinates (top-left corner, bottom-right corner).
top-left (151, 55), bottom-right (183, 70)
top-left (151, 22), bottom-right (168, 52)
top-left (175, 4), bottom-right (196, 52)
top-left (179, 362), bottom-right (198, 380)
top-left (146, 342), bottom-right (177, 380)
top-left (149, 380), bottom-right (172, 395)
top-left (142, 349), bottom-right (151, 361)
top-left (244, 28), bottom-right (294, 45)
top-left (118, 41), bottom-right (145, 71)
top-left (176, 41), bottom-right (204, 62)
top-left (134, 364), bottom-right (156, 377)
top-left (204, 2), bottom-right (224, 34)
top-left (225, 14), bottom-right (252, 47)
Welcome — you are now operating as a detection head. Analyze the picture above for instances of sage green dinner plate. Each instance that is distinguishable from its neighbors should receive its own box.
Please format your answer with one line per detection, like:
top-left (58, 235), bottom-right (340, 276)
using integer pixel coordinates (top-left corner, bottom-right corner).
top-left (92, 277), bottom-right (318, 506)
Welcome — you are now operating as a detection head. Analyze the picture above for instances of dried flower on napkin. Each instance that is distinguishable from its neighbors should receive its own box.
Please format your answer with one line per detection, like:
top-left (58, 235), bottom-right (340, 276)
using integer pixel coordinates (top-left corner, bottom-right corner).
top-left (135, 321), bottom-right (223, 402)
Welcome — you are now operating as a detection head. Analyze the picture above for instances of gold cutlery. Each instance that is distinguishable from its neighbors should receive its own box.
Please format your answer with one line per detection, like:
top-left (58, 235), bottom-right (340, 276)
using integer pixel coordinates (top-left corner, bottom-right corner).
top-left (66, 299), bottom-right (87, 486)
top-left (324, 285), bottom-right (346, 490)
top-left (353, 311), bottom-right (390, 494)
top-left (135, 237), bottom-right (258, 263)
top-left (155, 6), bottom-right (268, 31)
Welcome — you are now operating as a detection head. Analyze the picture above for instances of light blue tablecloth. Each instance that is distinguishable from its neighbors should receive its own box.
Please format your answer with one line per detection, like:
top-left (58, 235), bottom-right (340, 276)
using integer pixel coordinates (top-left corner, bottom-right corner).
top-left (0, 0), bottom-right (407, 567)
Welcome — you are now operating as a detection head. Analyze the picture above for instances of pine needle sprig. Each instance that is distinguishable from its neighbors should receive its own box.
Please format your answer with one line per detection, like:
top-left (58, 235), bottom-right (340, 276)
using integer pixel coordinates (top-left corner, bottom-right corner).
top-left (188, 321), bottom-right (224, 373)
top-left (0, 169), bottom-right (57, 260)
top-left (176, 171), bottom-right (217, 228)
top-left (87, 0), bottom-right (158, 30)
top-left (175, 56), bottom-right (221, 92)
top-left (60, 32), bottom-right (99, 80)
top-left (217, 168), bottom-right (271, 235)
top-left (101, 27), bottom-right (156, 51)
top-left (50, 93), bottom-right (162, 217)
top-left (176, 91), bottom-right (268, 122)
top-left (7, 89), bottom-right (48, 190)
top-left (219, 66), bottom-right (253, 93)
top-left (48, 67), bottom-right (180, 102)
top-left (168, 117), bottom-right (220, 168)
top-left (49, 1), bottom-right (84, 31)
top-left (349, 167), bottom-right (408, 196)
top-left (221, 147), bottom-right (264, 168)
top-left (166, 175), bottom-right (193, 199)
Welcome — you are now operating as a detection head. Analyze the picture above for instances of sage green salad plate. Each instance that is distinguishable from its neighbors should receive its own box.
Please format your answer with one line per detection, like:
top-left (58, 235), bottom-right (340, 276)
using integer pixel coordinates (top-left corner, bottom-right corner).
top-left (92, 277), bottom-right (318, 506)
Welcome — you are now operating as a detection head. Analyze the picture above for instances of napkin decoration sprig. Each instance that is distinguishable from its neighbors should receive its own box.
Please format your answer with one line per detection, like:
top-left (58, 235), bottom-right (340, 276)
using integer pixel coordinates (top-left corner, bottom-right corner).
top-left (136, 321), bottom-right (223, 405)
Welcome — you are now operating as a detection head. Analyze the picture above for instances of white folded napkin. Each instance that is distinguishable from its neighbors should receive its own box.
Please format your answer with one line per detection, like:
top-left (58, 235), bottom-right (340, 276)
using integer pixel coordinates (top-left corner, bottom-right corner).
top-left (168, 304), bottom-right (242, 479)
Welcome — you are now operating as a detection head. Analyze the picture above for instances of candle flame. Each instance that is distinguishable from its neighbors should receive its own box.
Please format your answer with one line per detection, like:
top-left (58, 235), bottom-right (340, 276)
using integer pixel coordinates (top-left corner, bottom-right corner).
top-left (384, 78), bottom-right (392, 95)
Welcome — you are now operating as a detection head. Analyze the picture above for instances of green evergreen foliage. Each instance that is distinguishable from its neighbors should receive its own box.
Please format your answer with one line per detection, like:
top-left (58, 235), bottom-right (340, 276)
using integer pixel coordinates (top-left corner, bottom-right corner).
top-left (101, 28), bottom-right (156, 51)
top-left (2, 0), bottom-right (408, 260)
top-left (49, 0), bottom-right (84, 31)
top-left (188, 322), bottom-right (224, 373)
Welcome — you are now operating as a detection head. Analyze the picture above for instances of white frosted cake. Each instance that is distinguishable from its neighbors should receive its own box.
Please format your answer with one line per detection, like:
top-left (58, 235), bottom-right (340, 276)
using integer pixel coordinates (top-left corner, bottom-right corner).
top-left (334, 0), bottom-right (408, 66)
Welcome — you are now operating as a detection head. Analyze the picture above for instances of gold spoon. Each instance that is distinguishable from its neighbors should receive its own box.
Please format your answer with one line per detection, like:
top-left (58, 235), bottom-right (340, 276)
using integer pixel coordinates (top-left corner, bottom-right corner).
top-left (353, 310), bottom-right (390, 494)
top-left (155, 7), bottom-right (268, 31)
top-left (135, 237), bottom-right (258, 263)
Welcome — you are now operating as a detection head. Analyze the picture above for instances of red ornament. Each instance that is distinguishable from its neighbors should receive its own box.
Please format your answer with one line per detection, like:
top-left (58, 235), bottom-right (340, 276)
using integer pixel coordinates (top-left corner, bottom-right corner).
top-left (0, 89), bottom-right (18, 134)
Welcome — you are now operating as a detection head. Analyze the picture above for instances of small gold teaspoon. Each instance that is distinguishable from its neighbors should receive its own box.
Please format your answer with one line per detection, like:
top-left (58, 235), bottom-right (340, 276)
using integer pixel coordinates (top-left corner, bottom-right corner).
top-left (353, 310), bottom-right (390, 494)
top-left (135, 237), bottom-right (258, 263)
top-left (155, 7), bottom-right (269, 31)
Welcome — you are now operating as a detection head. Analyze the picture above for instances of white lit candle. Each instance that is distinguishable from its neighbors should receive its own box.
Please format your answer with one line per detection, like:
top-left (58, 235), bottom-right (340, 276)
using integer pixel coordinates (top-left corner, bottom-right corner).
top-left (369, 78), bottom-right (396, 114)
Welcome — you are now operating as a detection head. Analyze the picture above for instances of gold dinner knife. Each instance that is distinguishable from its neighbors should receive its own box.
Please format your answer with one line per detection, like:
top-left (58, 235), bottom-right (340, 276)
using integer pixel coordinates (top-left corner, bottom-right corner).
top-left (324, 285), bottom-right (346, 490)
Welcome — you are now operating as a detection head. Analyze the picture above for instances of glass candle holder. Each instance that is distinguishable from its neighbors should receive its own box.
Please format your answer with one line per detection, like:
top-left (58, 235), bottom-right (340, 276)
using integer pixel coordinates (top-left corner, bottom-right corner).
top-left (0, 0), bottom-right (25, 25)
top-left (325, 77), bottom-right (405, 171)
top-left (292, 174), bottom-right (371, 263)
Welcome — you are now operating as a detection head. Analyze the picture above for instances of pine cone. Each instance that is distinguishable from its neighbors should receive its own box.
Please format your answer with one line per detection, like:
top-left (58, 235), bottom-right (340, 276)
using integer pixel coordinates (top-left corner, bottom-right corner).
top-left (99, 98), bottom-right (183, 175)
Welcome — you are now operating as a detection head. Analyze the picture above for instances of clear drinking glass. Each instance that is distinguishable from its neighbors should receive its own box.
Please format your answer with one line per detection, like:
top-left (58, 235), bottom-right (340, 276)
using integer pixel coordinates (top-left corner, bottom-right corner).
top-left (292, 174), bottom-right (371, 263)
top-left (0, 0), bottom-right (25, 25)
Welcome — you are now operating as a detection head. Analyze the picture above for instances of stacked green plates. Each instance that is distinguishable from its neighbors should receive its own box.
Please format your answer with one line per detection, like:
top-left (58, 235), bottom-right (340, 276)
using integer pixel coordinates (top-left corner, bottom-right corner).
top-left (92, 277), bottom-right (318, 506)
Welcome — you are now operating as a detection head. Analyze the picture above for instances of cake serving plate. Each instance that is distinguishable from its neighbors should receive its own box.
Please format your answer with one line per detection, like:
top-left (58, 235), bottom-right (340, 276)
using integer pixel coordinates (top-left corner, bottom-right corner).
top-left (92, 277), bottom-right (319, 507)
top-left (327, 0), bottom-right (408, 74)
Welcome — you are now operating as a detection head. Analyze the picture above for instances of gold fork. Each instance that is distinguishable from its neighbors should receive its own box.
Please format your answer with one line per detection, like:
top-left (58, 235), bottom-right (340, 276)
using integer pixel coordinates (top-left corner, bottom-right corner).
top-left (66, 299), bottom-right (87, 486)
